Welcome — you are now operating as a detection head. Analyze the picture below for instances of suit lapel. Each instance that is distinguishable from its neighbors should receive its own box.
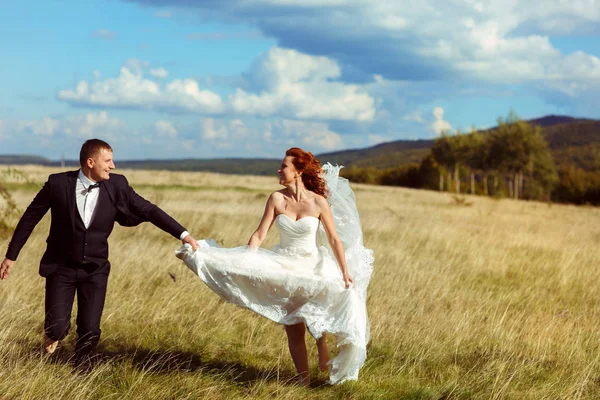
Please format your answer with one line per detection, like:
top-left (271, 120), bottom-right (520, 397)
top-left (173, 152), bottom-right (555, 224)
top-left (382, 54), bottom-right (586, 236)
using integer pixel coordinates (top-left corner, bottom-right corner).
top-left (66, 171), bottom-right (79, 231)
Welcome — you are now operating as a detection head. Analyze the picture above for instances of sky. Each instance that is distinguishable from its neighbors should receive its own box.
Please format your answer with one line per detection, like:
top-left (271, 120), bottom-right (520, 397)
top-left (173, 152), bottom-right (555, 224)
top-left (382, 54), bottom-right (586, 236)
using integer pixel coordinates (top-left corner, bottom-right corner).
top-left (1, 0), bottom-right (599, 160)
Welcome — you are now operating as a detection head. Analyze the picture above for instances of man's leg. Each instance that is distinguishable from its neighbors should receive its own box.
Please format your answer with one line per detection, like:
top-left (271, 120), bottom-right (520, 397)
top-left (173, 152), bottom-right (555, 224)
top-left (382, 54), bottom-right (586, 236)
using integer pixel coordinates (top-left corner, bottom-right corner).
top-left (73, 265), bottom-right (108, 372)
top-left (44, 266), bottom-right (77, 352)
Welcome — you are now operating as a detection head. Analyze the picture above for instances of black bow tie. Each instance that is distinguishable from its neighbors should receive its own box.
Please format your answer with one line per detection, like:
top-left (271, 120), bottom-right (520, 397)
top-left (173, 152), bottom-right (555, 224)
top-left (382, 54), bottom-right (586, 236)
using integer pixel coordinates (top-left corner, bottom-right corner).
top-left (86, 183), bottom-right (100, 193)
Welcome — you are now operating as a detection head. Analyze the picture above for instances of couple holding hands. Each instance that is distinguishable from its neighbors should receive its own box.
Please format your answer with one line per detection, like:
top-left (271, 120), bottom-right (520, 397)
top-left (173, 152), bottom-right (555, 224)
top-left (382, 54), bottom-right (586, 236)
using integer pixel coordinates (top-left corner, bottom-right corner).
top-left (0, 139), bottom-right (373, 385)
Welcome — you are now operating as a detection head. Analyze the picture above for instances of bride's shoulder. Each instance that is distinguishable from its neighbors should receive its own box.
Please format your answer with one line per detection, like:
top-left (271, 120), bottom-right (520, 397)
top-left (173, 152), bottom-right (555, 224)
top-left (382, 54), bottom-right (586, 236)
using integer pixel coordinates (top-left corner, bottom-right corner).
top-left (313, 194), bottom-right (329, 208)
top-left (270, 190), bottom-right (286, 198)
top-left (268, 190), bottom-right (286, 203)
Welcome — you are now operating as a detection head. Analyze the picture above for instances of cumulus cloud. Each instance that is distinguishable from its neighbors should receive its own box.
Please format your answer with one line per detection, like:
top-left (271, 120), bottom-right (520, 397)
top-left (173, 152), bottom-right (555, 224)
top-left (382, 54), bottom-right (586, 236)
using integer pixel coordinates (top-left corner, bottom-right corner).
top-left (58, 48), bottom-right (377, 122)
top-left (17, 116), bottom-right (59, 137)
top-left (149, 67), bottom-right (168, 78)
top-left (195, 117), bottom-right (342, 151)
top-left (91, 29), bottom-right (116, 40)
top-left (123, 58), bottom-right (151, 74)
top-left (14, 112), bottom-right (124, 139)
top-left (200, 118), bottom-right (249, 148)
top-left (432, 107), bottom-right (452, 135)
top-left (230, 47), bottom-right (376, 122)
top-left (58, 66), bottom-right (225, 114)
top-left (122, 0), bottom-right (600, 96)
top-left (155, 120), bottom-right (177, 137)
top-left (273, 119), bottom-right (343, 150)
top-left (403, 110), bottom-right (424, 123)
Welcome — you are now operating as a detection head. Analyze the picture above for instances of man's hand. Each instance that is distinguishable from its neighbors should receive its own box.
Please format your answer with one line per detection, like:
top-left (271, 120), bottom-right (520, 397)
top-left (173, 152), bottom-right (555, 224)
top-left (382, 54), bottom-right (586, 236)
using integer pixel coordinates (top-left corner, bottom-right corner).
top-left (0, 258), bottom-right (15, 280)
top-left (182, 235), bottom-right (199, 251)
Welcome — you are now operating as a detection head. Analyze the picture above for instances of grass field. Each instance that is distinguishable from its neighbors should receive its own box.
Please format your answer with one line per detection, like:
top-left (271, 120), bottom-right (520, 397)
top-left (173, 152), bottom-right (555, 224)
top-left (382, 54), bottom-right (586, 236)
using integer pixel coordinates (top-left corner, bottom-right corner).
top-left (1, 165), bottom-right (600, 399)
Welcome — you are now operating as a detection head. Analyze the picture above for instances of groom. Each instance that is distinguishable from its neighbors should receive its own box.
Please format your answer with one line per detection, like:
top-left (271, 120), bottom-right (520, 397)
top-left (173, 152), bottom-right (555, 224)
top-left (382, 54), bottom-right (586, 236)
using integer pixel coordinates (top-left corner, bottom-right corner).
top-left (0, 139), bottom-right (198, 372)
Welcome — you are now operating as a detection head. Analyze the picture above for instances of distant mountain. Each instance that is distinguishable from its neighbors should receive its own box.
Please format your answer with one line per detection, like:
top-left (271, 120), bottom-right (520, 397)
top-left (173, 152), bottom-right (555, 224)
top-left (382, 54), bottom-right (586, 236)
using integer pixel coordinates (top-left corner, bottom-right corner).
top-left (1, 115), bottom-right (599, 174)
top-left (0, 155), bottom-right (281, 176)
top-left (529, 115), bottom-right (583, 127)
top-left (318, 140), bottom-right (433, 169)
top-left (0, 155), bottom-right (55, 165)
top-left (319, 115), bottom-right (600, 171)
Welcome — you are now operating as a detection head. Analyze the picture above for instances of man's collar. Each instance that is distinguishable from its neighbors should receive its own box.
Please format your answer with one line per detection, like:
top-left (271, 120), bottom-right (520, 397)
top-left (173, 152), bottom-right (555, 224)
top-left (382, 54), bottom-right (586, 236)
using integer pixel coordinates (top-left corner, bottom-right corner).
top-left (77, 169), bottom-right (97, 186)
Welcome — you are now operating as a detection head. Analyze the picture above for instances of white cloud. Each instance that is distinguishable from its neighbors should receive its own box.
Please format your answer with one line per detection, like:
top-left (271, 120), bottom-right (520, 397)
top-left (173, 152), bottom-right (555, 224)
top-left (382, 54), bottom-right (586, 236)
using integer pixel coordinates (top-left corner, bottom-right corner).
top-left (17, 117), bottom-right (59, 136)
top-left (91, 29), bottom-right (116, 40)
top-left (200, 118), bottom-right (249, 148)
top-left (403, 110), bottom-right (424, 123)
top-left (230, 47), bottom-right (376, 122)
top-left (196, 117), bottom-right (342, 151)
top-left (123, 58), bottom-right (151, 74)
top-left (155, 120), bottom-right (177, 137)
top-left (58, 67), bottom-right (225, 114)
top-left (58, 48), bottom-right (376, 122)
top-left (274, 119), bottom-right (343, 150)
top-left (122, 0), bottom-right (600, 96)
top-left (432, 106), bottom-right (452, 134)
top-left (149, 67), bottom-right (168, 79)
top-left (14, 112), bottom-right (124, 139)
top-left (93, 70), bottom-right (102, 80)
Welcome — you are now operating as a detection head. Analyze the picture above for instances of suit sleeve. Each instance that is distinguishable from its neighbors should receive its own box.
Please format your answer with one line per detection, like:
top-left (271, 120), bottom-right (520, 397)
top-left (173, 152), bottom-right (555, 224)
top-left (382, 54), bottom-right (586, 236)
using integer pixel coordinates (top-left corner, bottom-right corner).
top-left (5, 180), bottom-right (52, 261)
top-left (122, 177), bottom-right (186, 239)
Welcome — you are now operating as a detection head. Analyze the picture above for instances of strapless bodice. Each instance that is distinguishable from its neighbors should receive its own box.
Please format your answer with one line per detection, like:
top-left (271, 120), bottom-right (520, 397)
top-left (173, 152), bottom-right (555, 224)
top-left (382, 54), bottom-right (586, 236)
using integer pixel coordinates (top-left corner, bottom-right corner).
top-left (274, 214), bottom-right (320, 255)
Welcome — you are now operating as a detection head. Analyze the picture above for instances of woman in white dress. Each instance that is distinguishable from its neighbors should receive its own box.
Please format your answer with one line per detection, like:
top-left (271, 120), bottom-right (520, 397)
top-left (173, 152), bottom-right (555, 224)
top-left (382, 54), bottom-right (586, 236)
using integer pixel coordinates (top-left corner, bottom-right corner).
top-left (176, 147), bottom-right (373, 385)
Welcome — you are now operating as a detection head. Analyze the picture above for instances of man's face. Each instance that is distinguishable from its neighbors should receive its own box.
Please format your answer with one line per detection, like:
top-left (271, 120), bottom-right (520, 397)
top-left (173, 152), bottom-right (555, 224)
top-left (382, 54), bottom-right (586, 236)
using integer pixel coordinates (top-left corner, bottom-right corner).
top-left (88, 149), bottom-right (115, 181)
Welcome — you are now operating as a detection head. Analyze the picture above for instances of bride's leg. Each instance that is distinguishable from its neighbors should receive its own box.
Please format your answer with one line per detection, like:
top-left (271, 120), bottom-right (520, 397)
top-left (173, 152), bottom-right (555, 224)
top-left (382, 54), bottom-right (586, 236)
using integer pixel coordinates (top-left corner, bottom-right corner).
top-left (284, 323), bottom-right (310, 385)
top-left (316, 333), bottom-right (331, 372)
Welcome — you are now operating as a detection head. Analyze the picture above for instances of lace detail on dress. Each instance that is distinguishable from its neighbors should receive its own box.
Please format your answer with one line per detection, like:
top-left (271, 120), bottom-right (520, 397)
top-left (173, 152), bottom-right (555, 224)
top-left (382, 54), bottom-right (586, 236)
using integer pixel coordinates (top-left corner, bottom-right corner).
top-left (272, 244), bottom-right (316, 258)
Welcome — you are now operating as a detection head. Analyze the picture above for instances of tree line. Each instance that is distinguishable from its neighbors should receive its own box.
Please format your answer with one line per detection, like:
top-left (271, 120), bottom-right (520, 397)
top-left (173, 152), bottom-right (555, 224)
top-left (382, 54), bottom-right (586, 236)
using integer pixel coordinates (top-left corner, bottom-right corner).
top-left (341, 112), bottom-right (600, 205)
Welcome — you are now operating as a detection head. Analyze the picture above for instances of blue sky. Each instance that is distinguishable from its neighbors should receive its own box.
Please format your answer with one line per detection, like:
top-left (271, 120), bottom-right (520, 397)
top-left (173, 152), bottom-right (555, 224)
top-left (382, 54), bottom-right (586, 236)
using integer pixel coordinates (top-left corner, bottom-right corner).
top-left (1, 0), bottom-right (599, 159)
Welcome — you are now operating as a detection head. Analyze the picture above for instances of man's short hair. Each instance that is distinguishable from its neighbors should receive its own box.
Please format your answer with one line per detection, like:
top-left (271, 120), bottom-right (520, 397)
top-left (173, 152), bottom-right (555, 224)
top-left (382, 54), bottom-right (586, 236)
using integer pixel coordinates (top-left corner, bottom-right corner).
top-left (80, 139), bottom-right (113, 167)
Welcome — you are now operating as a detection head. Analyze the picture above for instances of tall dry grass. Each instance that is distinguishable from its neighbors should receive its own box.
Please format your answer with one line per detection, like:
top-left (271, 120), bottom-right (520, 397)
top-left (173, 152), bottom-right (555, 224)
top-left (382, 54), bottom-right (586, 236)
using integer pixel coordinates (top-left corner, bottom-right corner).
top-left (1, 166), bottom-right (600, 399)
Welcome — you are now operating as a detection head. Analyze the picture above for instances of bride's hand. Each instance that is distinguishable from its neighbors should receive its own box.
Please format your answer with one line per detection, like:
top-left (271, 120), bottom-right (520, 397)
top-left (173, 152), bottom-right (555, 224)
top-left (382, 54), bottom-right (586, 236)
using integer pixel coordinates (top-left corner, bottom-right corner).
top-left (343, 273), bottom-right (354, 289)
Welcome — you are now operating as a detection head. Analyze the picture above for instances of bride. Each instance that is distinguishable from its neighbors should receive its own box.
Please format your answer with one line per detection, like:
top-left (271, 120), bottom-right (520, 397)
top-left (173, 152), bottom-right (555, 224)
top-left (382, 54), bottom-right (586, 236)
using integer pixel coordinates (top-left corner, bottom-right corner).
top-left (176, 147), bottom-right (373, 385)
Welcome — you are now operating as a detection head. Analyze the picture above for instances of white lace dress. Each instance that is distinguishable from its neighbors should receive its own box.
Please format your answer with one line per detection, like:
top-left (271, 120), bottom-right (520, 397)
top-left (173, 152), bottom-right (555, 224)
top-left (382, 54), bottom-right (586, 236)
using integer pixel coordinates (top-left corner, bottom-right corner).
top-left (175, 165), bottom-right (373, 384)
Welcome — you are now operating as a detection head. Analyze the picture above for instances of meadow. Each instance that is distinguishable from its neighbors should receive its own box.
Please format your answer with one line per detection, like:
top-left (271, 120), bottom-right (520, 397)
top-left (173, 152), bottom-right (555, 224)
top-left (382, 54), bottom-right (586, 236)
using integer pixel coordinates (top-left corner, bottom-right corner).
top-left (1, 165), bottom-right (600, 399)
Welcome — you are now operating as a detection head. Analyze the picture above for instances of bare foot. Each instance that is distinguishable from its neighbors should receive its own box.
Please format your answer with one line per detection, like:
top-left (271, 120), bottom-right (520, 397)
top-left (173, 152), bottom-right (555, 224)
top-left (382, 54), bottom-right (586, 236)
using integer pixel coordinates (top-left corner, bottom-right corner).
top-left (296, 372), bottom-right (310, 386)
top-left (42, 333), bottom-right (58, 354)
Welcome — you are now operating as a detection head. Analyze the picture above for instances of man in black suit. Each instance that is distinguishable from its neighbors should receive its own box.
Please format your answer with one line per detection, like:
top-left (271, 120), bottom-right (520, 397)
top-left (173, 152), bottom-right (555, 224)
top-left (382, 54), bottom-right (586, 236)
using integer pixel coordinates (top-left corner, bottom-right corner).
top-left (0, 139), bottom-right (198, 372)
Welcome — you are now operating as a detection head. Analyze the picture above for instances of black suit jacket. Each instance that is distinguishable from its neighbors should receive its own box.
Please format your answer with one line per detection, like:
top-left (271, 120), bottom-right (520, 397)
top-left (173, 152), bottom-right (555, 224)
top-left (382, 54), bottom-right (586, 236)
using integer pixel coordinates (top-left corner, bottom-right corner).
top-left (6, 171), bottom-right (186, 276)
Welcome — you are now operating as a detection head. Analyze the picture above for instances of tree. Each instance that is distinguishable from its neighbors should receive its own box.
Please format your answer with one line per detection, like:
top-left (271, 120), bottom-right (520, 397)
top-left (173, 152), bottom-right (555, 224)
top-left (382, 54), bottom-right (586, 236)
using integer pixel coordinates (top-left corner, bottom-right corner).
top-left (431, 132), bottom-right (454, 192)
top-left (463, 128), bottom-right (491, 195)
top-left (488, 113), bottom-right (557, 200)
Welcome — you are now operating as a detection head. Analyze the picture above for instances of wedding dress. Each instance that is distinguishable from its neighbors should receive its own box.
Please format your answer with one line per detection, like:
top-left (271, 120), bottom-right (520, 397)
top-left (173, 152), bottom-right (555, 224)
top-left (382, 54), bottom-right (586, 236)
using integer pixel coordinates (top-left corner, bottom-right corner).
top-left (175, 164), bottom-right (373, 384)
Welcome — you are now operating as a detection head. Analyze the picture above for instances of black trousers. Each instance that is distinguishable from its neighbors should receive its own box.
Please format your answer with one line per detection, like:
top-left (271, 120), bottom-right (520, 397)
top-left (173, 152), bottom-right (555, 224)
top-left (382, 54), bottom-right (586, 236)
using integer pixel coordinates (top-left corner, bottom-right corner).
top-left (44, 261), bottom-right (109, 365)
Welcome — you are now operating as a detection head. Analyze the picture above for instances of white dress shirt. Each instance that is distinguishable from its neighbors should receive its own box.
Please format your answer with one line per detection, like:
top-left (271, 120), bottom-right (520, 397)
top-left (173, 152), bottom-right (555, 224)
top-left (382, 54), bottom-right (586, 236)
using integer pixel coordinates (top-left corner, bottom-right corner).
top-left (76, 170), bottom-right (100, 229)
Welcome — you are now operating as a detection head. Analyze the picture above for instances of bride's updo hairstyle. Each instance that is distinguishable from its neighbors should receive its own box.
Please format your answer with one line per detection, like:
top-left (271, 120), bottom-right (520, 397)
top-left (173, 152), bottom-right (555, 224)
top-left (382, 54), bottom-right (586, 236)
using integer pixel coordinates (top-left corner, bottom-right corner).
top-left (285, 147), bottom-right (327, 198)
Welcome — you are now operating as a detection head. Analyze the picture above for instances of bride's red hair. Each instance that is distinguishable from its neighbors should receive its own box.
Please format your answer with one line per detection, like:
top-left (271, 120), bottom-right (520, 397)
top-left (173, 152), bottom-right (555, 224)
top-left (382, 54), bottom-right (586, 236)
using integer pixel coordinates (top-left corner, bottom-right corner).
top-left (285, 147), bottom-right (327, 198)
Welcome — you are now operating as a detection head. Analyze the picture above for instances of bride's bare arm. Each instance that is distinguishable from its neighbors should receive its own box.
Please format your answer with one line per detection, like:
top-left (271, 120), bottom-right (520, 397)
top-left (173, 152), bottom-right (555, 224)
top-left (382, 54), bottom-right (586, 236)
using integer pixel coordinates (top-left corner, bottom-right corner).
top-left (316, 197), bottom-right (354, 288)
top-left (247, 193), bottom-right (278, 248)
